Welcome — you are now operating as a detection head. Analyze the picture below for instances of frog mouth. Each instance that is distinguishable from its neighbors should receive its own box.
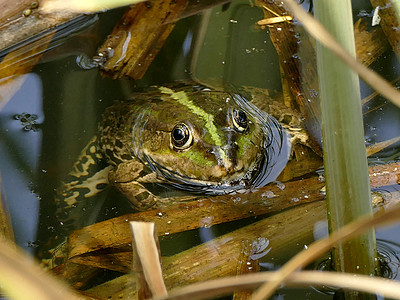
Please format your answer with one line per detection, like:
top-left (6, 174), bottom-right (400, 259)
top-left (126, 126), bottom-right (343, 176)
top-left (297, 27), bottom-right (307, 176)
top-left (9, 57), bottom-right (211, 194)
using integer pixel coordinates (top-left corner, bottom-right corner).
top-left (141, 154), bottom-right (255, 194)
top-left (142, 145), bottom-right (280, 195)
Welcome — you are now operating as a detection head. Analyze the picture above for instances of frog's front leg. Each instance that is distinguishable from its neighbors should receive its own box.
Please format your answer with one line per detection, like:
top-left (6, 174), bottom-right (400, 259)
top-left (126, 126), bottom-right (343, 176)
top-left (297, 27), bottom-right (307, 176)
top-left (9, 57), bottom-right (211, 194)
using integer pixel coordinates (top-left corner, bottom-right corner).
top-left (108, 160), bottom-right (160, 210)
top-left (55, 136), bottom-right (112, 228)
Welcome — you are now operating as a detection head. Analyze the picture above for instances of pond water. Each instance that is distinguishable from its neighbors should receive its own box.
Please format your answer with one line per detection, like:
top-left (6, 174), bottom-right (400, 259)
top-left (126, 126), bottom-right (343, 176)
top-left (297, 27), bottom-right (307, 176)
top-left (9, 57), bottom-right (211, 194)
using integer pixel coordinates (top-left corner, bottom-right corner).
top-left (0, 0), bottom-right (400, 299)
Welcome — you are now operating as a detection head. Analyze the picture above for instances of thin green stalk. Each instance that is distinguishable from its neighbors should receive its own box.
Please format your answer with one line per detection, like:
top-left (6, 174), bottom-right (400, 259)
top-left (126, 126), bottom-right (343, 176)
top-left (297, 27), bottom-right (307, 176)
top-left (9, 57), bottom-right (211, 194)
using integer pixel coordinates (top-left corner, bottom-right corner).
top-left (314, 0), bottom-right (377, 280)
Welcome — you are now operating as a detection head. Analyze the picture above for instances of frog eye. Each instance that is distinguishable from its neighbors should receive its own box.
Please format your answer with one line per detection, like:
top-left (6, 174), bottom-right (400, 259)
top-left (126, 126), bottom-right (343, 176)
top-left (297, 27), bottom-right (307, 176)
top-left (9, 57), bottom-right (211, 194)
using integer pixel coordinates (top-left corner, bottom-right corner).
top-left (232, 109), bottom-right (248, 133)
top-left (171, 123), bottom-right (193, 150)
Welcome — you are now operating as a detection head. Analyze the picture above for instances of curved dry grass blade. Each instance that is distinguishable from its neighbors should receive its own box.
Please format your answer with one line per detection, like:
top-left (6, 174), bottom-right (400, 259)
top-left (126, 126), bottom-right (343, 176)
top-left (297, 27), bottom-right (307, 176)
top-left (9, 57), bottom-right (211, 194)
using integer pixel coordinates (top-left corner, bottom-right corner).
top-left (152, 270), bottom-right (400, 300)
top-left (0, 237), bottom-right (80, 300)
top-left (280, 0), bottom-right (400, 108)
top-left (250, 202), bottom-right (400, 300)
top-left (130, 222), bottom-right (168, 298)
top-left (362, 77), bottom-right (400, 105)
top-left (366, 136), bottom-right (400, 156)
top-left (40, 0), bottom-right (145, 13)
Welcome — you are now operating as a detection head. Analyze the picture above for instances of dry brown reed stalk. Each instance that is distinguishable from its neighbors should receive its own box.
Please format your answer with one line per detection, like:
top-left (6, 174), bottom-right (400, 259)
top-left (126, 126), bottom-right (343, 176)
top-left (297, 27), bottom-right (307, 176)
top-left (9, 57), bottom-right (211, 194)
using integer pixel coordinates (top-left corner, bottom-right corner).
top-left (250, 203), bottom-right (400, 299)
top-left (152, 270), bottom-right (400, 300)
top-left (40, 0), bottom-right (144, 13)
top-left (130, 222), bottom-right (167, 299)
top-left (279, 0), bottom-right (400, 108)
top-left (0, 237), bottom-right (81, 300)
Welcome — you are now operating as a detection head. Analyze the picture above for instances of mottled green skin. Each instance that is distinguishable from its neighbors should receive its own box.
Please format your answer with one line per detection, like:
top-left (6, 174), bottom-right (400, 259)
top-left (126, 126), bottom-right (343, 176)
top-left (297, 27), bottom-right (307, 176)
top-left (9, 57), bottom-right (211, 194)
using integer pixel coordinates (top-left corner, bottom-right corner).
top-left (99, 85), bottom-right (267, 188)
top-left (56, 83), bottom-right (291, 225)
top-left (46, 84), bottom-right (299, 269)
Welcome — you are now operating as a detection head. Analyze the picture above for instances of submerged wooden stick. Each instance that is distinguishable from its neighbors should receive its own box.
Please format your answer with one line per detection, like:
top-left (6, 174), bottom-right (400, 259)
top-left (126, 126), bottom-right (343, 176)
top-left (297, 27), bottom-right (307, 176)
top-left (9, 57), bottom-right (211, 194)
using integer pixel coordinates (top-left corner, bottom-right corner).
top-left (232, 241), bottom-right (261, 300)
top-left (82, 191), bottom-right (400, 299)
top-left (55, 161), bottom-right (400, 282)
top-left (67, 176), bottom-right (325, 263)
top-left (0, 0), bottom-right (81, 52)
top-left (95, 0), bottom-right (188, 80)
top-left (370, 0), bottom-right (400, 60)
top-left (85, 201), bottom-right (327, 299)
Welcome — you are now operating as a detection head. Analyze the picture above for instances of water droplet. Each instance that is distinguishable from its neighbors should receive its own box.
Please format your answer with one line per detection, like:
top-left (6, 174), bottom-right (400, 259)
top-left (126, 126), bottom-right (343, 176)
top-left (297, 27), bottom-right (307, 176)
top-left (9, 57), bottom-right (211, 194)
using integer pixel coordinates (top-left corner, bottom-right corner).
top-left (23, 124), bottom-right (32, 131)
top-left (320, 186), bottom-right (326, 195)
top-left (276, 181), bottom-right (285, 190)
top-left (309, 89), bottom-right (319, 97)
top-left (261, 191), bottom-right (276, 198)
top-left (233, 197), bottom-right (242, 203)
top-left (365, 137), bottom-right (373, 144)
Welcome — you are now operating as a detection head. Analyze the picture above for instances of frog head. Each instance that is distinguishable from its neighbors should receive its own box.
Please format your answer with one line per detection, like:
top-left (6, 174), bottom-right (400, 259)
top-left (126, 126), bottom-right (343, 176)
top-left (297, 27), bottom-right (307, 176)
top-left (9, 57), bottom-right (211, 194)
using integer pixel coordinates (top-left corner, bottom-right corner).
top-left (132, 85), bottom-right (291, 194)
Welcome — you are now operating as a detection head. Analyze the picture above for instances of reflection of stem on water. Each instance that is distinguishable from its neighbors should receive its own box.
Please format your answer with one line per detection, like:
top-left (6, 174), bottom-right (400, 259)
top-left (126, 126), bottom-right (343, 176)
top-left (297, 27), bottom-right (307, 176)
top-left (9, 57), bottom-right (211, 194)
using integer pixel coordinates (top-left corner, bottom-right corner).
top-left (0, 173), bottom-right (14, 242)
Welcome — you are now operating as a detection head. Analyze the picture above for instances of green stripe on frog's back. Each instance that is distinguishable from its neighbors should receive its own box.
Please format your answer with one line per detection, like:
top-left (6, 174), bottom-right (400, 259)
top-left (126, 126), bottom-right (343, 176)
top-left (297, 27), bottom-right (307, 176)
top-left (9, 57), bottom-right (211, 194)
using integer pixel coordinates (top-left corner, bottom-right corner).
top-left (158, 86), bottom-right (230, 164)
top-left (159, 87), bottom-right (223, 148)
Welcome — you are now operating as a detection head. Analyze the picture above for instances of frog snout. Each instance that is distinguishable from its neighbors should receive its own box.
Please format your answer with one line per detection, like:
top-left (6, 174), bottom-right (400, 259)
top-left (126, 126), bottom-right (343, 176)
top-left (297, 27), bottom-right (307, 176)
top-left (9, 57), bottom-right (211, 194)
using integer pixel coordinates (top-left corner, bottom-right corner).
top-left (215, 145), bottom-right (239, 174)
top-left (220, 157), bottom-right (235, 173)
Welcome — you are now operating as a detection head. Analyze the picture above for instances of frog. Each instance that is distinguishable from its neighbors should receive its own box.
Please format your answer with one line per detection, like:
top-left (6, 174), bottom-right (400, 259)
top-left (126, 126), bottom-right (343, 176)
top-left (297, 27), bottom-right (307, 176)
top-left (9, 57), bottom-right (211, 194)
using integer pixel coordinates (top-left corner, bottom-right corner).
top-left (53, 82), bottom-right (311, 233)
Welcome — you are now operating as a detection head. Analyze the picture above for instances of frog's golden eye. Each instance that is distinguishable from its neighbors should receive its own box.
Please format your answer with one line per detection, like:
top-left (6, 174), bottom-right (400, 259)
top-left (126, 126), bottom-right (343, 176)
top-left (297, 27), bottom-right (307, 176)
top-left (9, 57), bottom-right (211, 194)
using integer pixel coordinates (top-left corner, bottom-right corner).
top-left (232, 109), bottom-right (248, 133)
top-left (171, 123), bottom-right (193, 150)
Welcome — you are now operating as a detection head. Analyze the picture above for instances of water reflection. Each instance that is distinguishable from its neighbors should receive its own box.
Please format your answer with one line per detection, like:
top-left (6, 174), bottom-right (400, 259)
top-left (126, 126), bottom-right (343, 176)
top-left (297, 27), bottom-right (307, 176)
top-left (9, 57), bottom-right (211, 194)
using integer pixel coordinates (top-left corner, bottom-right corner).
top-left (0, 73), bottom-right (43, 253)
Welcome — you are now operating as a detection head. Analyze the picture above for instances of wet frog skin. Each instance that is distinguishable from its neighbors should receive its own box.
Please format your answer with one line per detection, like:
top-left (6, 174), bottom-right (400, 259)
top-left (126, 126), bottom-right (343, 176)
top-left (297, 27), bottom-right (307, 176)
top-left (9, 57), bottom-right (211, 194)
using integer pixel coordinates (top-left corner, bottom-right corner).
top-left (55, 83), bottom-right (292, 229)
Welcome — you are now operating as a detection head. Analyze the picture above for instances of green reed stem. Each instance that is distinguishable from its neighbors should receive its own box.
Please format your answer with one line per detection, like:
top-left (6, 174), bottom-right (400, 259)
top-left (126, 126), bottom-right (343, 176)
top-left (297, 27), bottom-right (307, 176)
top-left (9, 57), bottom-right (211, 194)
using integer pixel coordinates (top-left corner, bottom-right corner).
top-left (314, 0), bottom-right (377, 280)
